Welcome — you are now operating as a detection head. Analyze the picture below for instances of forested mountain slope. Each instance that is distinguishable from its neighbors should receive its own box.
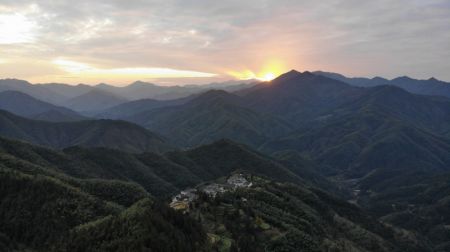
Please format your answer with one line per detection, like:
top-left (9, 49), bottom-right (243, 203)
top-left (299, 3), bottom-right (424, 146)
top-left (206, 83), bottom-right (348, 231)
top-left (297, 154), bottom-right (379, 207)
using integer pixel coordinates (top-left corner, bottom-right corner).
top-left (0, 110), bottom-right (172, 153)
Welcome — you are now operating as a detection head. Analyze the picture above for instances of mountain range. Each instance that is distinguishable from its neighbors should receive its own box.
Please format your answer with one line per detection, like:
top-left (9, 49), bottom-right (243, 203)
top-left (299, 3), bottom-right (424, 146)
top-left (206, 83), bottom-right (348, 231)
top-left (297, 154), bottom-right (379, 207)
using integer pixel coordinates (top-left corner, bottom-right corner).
top-left (0, 78), bottom-right (257, 113)
top-left (126, 90), bottom-right (294, 147)
top-left (315, 71), bottom-right (450, 98)
top-left (4, 70), bottom-right (450, 192)
top-left (1, 69), bottom-right (450, 251)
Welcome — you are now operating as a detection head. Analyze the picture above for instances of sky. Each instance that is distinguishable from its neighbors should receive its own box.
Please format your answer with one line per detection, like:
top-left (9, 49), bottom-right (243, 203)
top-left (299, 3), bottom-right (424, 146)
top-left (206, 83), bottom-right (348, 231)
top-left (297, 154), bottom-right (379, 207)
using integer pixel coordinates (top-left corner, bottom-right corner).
top-left (0, 0), bottom-right (449, 86)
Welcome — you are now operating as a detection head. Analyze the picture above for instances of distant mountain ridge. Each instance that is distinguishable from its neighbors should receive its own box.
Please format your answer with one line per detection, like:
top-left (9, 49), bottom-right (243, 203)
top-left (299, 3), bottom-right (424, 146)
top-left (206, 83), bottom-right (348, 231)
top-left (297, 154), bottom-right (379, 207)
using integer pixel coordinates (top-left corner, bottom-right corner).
top-left (0, 91), bottom-right (86, 122)
top-left (95, 79), bottom-right (257, 100)
top-left (66, 89), bottom-right (129, 112)
top-left (0, 78), bottom-right (257, 113)
top-left (315, 70), bottom-right (450, 98)
top-left (96, 95), bottom-right (193, 119)
top-left (0, 79), bottom-right (68, 104)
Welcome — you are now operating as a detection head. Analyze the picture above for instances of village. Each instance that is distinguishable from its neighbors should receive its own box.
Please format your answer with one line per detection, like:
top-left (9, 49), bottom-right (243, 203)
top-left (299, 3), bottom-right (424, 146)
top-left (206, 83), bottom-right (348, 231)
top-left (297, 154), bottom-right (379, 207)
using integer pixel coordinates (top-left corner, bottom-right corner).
top-left (169, 173), bottom-right (252, 211)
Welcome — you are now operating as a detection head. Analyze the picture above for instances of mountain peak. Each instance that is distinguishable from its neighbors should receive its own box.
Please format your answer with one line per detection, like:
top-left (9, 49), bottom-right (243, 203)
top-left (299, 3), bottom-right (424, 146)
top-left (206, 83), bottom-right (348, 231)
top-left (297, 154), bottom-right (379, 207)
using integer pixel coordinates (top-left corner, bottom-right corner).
top-left (372, 84), bottom-right (408, 93)
top-left (393, 76), bottom-right (414, 82)
top-left (313, 71), bottom-right (346, 79)
top-left (277, 69), bottom-right (301, 78)
top-left (372, 76), bottom-right (388, 81)
top-left (272, 70), bottom-right (314, 83)
top-left (0, 78), bottom-right (32, 87)
top-left (95, 83), bottom-right (113, 88)
top-left (195, 89), bottom-right (234, 100)
top-left (191, 89), bottom-right (239, 105)
top-left (364, 85), bottom-right (413, 104)
top-left (287, 69), bottom-right (302, 74)
top-left (128, 81), bottom-right (157, 88)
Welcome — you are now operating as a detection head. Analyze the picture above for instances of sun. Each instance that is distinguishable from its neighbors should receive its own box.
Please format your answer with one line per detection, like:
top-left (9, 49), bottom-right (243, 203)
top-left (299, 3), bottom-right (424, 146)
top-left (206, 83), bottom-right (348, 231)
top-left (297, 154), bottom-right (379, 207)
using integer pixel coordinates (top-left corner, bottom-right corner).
top-left (0, 13), bottom-right (37, 44)
top-left (227, 60), bottom-right (286, 81)
top-left (259, 72), bottom-right (276, 81)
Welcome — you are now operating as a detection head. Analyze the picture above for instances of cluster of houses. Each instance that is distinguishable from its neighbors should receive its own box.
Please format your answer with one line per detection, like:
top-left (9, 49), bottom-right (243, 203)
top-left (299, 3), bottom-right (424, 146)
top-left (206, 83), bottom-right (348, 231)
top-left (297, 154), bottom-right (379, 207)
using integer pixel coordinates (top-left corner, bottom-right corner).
top-left (169, 188), bottom-right (198, 211)
top-left (169, 173), bottom-right (252, 211)
top-left (227, 173), bottom-right (252, 188)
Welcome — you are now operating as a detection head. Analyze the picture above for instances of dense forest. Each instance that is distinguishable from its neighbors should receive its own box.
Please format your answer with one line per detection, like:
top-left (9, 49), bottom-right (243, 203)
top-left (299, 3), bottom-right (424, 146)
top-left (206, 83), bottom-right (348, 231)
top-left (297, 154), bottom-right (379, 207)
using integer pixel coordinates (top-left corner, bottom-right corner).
top-left (0, 135), bottom-right (438, 251)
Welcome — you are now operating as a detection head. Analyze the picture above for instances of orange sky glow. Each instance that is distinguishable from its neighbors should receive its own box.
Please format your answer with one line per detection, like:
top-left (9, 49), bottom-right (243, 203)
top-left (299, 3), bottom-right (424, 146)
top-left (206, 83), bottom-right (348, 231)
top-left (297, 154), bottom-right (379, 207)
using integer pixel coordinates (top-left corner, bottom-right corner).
top-left (0, 1), bottom-right (449, 86)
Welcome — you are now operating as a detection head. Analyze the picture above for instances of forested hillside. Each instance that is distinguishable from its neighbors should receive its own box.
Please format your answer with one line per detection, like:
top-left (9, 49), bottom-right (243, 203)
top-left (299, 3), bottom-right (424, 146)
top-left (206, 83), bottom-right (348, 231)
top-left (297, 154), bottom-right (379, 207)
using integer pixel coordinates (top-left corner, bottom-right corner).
top-left (0, 110), bottom-right (172, 153)
top-left (0, 136), bottom-right (433, 251)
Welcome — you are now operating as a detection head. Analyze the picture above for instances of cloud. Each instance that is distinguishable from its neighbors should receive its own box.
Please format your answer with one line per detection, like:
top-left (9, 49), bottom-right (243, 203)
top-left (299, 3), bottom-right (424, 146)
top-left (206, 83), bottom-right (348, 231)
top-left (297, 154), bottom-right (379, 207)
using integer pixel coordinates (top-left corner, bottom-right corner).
top-left (50, 58), bottom-right (216, 84)
top-left (52, 58), bottom-right (216, 77)
top-left (0, 0), bottom-right (449, 83)
top-left (0, 13), bottom-right (37, 44)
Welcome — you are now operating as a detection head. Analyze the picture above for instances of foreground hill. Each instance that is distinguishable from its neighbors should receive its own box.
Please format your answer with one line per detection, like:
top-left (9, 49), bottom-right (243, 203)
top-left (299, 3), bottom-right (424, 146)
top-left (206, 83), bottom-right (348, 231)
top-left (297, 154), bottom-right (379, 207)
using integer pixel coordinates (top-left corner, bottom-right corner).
top-left (127, 90), bottom-right (293, 147)
top-left (0, 136), bottom-right (333, 197)
top-left (359, 172), bottom-right (450, 251)
top-left (0, 91), bottom-right (86, 122)
top-left (0, 155), bottom-right (205, 251)
top-left (0, 137), bottom-right (429, 251)
top-left (0, 110), bottom-right (172, 153)
top-left (186, 175), bottom-right (428, 251)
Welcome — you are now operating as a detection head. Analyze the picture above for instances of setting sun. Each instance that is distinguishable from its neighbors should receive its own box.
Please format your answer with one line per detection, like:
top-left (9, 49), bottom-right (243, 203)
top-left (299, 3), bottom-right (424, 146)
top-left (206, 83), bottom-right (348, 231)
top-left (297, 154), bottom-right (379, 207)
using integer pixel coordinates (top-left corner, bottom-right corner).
top-left (227, 59), bottom-right (287, 82)
top-left (259, 72), bottom-right (276, 81)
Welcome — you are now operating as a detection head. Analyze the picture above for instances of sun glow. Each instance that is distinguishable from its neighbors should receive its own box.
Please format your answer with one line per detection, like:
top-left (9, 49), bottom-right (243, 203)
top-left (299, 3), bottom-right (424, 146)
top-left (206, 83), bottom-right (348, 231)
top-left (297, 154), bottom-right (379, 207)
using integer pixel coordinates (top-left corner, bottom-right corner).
top-left (0, 13), bottom-right (37, 44)
top-left (228, 70), bottom-right (279, 81)
top-left (227, 59), bottom-right (286, 82)
top-left (259, 72), bottom-right (276, 81)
